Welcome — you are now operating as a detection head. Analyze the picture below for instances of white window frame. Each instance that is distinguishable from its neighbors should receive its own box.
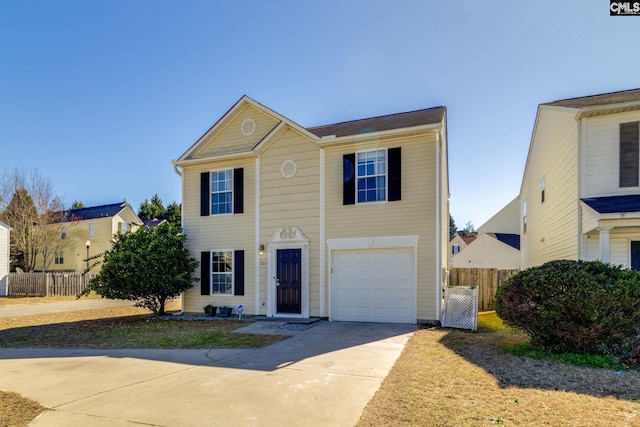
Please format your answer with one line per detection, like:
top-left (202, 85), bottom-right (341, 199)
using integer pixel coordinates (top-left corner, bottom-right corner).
top-left (356, 149), bottom-right (387, 204)
top-left (61, 226), bottom-right (67, 240)
top-left (89, 223), bottom-right (95, 238)
top-left (522, 199), bottom-right (527, 234)
top-left (210, 249), bottom-right (234, 295)
top-left (452, 245), bottom-right (460, 255)
top-left (210, 169), bottom-right (234, 215)
top-left (54, 250), bottom-right (64, 265)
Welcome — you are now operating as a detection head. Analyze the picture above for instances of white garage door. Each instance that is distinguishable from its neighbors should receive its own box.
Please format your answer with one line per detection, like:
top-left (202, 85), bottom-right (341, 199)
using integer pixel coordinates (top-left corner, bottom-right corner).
top-left (331, 248), bottom-right (415, 324)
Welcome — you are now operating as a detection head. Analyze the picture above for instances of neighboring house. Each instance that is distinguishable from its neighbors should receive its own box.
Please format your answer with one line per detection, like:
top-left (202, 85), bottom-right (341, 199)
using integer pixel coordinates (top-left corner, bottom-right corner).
top-left (448, 232), bottom-right (476, 267)
top-left (451, 233), bottom-right (520, 269)
top-left (173, 96), bottom-right (449, 324)
top-left (34, 202), bottom-right (142, 272)
top-left (143, 218), bottom-right (167, 227)
top-left (520, 88), bottom-right (640, 269)
top-left (0, 221), bottom-right (10, 296)
top-left (451, 198), bottom-right (520, 269)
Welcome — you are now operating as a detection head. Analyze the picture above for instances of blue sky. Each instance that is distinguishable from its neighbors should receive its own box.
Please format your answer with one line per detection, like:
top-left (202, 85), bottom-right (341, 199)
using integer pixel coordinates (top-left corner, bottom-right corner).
top-left (1, 0), bottom-right (638, 229)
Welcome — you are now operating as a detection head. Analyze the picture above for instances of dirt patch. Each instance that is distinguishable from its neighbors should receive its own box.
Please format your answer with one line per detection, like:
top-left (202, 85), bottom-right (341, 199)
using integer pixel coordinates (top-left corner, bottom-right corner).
top-left (357, 327), bottom-right (640, 426)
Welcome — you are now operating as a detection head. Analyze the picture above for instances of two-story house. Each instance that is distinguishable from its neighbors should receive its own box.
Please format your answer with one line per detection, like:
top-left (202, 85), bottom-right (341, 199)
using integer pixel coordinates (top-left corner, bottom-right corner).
top-left (173, 96), bottom-right (449, 324)
top-left (35, 202), bottom-right (142, 272)
top-left (520, 88), bottom-right (640, 269)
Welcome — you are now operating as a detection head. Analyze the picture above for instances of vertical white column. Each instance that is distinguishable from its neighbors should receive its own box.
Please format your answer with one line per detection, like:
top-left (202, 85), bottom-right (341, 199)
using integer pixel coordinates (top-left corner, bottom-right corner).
top-left (599, 226), bottom-right (612, 264)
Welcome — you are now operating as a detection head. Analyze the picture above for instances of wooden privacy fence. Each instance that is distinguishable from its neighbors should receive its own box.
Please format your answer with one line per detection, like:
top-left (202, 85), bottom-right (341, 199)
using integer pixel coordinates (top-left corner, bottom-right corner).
top-left (7, 272), bottom-right (97, 297)
top-left (448, 268), bottom-right (519, 310)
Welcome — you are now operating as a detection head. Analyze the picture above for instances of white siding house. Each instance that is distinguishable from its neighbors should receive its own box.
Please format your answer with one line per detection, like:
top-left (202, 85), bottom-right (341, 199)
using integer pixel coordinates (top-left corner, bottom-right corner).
top-left (0, 221), bottom-right (10, 296)
top-left (520, 88), bottom-right (640, 269)
top-left (451, 198), bottom-right (520, 269)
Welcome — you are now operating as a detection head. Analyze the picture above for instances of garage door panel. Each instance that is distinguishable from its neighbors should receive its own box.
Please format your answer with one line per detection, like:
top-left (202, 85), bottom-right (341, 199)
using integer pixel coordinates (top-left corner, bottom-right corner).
top-left (332, 248), bottom-right (415, 324)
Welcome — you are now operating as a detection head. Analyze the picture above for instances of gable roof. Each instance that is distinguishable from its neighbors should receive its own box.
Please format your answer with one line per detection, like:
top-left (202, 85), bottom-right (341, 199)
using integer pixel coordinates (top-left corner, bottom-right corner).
top-left (307, 107), bottom-right (446, 138)
top-left (492, 233), bottom-right (520, 250)
top-left (175, 97), bottom-right (447, 165)
top-left (581, 195), bottom-right (640, 214)
top-left (61, 202), bottom-right (130, 222)
top-left (543, 88), bottom-right (640, 108)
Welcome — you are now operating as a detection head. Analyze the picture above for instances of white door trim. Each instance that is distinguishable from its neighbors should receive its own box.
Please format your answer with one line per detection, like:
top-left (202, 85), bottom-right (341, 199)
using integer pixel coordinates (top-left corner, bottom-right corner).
top-left (266, 227), bottom-right (310, 318)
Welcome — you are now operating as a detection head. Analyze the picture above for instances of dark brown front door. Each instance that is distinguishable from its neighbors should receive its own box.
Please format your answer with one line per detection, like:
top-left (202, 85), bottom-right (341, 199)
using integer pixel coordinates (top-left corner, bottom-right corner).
top-left (276, 249), bottom-right (302, 314)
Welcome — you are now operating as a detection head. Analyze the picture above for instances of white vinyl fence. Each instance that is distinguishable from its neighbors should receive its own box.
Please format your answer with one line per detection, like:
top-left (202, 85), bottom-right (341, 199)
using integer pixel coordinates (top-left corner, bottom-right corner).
top-left (7, 272), bottom-right (96, 297)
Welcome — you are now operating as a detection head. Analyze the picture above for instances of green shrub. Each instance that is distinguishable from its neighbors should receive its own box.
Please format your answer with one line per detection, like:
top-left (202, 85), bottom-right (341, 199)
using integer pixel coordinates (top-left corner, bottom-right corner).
top-left (495, 260), bottom-right (640, 366)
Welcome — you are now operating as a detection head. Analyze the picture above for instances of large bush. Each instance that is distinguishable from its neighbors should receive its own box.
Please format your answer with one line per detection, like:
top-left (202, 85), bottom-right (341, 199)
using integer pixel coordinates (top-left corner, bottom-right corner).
top-left (495, 260), bottom-right (640, 365)
top-left (81, 222), bottom-right (199, 315)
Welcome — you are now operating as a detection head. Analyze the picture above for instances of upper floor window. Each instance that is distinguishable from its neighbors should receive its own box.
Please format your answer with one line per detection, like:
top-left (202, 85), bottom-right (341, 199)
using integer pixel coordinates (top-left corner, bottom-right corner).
top-left (343, 147), bottom-right (401, 205)
top-left (541, 177), bottom-right (546, 203)
top-left (620, 121), bottom-right (639, 187)
top-left (357, 150), bottom-right (387, 203)
top-left (522, 199), bottom-right (527, 234)
top-left (452, 245), bottom-right (460, 255)
top-left (89, 223), bottom-right (95, 238)
top-left (200, 169), bottom-right (244, 216)
top-left (118, 222), bottom-right (129, 233)
top-left (61, 226), bottom-right (67, 240)
top-left (211, 169), bottom-right (233, 214)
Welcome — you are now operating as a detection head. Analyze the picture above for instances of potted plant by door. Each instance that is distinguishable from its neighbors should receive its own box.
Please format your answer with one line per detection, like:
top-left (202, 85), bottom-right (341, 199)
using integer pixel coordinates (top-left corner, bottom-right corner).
top-left (203, 304), bottom-right (216, 317)
top-left (218, 306), bottom-right (232, 317)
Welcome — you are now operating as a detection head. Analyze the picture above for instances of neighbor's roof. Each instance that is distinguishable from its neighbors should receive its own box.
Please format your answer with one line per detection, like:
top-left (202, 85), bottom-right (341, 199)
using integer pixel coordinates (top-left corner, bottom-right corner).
top-left (63, 202), bottom-right (128, 221)
top-left (581, 195), bottom-right (640, 214)
top-left (307, 106), bottom-right (446, 138)
top-left (544, 88), bottom-right (640, 108)
top-left (492, 233), bottom-right (520, 250)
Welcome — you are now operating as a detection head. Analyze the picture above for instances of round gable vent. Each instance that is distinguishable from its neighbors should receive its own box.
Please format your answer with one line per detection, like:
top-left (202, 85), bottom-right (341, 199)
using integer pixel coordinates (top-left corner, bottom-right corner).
top-left (281, 160), bottom-right (297, 178)
top-left (241, 118), bottom-right (256, 136)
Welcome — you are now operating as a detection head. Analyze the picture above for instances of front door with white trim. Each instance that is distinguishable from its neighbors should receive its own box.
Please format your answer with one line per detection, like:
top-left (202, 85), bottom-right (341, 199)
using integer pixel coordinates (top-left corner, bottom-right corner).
top-left (276, 248), bottom-right (302, 313)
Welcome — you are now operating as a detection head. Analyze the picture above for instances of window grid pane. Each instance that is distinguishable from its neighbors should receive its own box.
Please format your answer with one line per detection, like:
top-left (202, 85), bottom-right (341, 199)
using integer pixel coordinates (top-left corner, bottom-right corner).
top-left (211, 251), bottom-right (232, 294)
top-left (357, 150), bottom-right (387, 203)
top-left (211, 170), bottom-right (233, 214)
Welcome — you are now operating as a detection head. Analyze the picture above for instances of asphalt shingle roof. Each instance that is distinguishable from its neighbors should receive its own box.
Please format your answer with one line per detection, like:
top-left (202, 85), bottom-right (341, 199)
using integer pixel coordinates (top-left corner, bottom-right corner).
top-left (581, 195), bottom-right (640, 214)
top-left (63, 202), bottom-right (126, 221)
top-left (494, 233), bottom-right (520, 250)
top-left (544, 88), bottom-right (640, 108)
top-left (307, 106), bottom-right (446, 138)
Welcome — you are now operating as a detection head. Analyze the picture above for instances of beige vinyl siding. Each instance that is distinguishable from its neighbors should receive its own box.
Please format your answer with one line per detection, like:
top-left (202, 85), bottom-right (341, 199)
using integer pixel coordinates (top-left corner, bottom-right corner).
top-left (584, 230), bottom-right (640, 268)
top-left (477, 198), bottom-right (520, 235)
top-left (521, 106), bottom-right (580, 268)
top-left (451, 234), bottom-right (520, 269)
top-left (583, 111), bottom-right (640, 197)
top-left (259, 128), bottom-right (321, 316)
top-left (324, 132), bottom-right (439, 320)
top-left (192, 105), bottom-right (280, 159)
top-left (182, 159), bottom-right (257, 314)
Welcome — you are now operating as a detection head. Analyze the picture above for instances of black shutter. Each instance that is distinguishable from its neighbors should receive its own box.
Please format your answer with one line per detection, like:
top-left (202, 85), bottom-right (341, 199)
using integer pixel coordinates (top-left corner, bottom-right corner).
top-left (388, 147), bottom-right (402, 201)
top-left (234, 168), bottom-right (244, 214)
top-left (200, 172), bottom-right (210, 216)
top-left (620, 122), bottom-right (639, 187)
top-left (343, 153), bottom-right (356, 205)
top-left (200, 251), bottom-right (210, 295)
top-left (234, 250), bottom-right (245, 296)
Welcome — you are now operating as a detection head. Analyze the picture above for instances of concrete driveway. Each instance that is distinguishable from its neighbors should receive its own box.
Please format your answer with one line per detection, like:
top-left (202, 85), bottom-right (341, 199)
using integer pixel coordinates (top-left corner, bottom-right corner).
top-left (0, 321), bottom-right (415, 426)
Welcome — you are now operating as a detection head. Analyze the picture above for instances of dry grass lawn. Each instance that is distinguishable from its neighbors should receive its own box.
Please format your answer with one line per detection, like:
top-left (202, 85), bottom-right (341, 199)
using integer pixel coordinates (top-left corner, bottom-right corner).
top-left (357, 313), bottom-right (640, 426)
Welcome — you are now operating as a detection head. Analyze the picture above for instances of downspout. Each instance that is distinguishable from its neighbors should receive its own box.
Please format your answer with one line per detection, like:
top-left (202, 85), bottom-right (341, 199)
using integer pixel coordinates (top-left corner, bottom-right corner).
top-left (171, 159), bottom-right (185, 314)
top-left (435, 133), bottom-right (443, 322)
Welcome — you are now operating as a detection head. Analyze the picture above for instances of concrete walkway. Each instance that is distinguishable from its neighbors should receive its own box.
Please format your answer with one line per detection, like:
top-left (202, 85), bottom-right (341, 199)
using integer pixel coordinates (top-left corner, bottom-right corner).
top-left (0, 321), bottom-right (415, 426)
top-left (0, 298), bottom-right (133, 318)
